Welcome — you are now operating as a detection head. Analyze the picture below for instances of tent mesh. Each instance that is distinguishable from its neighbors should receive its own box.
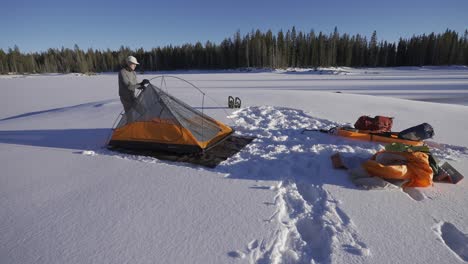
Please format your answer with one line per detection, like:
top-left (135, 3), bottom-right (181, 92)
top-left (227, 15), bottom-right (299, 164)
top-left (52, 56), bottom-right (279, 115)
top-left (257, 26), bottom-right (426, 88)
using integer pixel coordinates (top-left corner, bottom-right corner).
top-left (116, 83), bottom-right (222, 143)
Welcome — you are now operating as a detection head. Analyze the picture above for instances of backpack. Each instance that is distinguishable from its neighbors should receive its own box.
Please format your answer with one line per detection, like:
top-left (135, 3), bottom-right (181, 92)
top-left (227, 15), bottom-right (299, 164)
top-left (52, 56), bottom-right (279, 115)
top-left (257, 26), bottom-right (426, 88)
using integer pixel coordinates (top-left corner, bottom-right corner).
top-left (354, 115), bottom-right (393, 132)
top-left (398, 123), bottom-right (434, 141)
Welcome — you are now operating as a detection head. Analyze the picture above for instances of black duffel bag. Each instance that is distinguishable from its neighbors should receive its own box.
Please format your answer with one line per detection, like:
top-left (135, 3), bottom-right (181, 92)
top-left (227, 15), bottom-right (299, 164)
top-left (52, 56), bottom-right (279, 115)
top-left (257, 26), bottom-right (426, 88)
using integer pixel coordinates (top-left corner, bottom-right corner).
top-left (398, 123), bottom-right (434, 141)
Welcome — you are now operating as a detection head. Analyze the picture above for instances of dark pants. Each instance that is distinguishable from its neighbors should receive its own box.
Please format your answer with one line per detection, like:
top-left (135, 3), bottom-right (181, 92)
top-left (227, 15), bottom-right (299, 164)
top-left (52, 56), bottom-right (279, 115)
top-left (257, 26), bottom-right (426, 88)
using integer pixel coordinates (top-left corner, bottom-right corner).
top-left (120, 96), bottom-right (146, 123)
top-left (120, 96), bottom-right (138, 123)
top-left (120, 96), bottom-right (136, 113)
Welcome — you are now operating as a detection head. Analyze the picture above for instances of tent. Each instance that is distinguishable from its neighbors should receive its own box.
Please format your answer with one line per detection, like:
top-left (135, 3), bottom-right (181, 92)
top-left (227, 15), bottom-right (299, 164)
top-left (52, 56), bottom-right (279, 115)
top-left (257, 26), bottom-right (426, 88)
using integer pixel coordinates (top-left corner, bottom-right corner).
top-left (108, 77), bottom-right (233, 154)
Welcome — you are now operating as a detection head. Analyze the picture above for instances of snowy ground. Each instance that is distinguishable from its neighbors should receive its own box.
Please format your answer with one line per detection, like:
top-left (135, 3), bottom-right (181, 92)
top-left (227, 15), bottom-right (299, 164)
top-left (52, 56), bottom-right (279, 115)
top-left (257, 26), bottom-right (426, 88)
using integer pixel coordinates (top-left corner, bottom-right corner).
top-left (1, 67), bottom-right (468, 263)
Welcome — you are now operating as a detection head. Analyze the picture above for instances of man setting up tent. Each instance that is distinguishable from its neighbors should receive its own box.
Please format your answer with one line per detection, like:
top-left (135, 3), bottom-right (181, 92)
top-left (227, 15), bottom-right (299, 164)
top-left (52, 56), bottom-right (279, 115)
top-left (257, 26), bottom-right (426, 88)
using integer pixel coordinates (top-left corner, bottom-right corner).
top-left (118, 55), bottom-right (150, 113)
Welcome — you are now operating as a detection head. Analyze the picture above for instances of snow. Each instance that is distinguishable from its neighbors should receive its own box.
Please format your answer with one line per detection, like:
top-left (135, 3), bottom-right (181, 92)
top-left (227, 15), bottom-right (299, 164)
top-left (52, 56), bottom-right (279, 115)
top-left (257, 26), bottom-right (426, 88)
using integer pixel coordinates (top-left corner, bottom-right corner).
top-left (1, 67), bottom-right (468, 264)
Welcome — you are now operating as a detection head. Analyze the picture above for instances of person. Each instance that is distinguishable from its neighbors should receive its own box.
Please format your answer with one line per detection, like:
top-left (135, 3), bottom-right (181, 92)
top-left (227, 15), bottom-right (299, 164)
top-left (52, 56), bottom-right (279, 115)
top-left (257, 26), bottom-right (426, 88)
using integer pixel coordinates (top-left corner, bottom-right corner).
top-left (118, 55), bottom-right (149, 113)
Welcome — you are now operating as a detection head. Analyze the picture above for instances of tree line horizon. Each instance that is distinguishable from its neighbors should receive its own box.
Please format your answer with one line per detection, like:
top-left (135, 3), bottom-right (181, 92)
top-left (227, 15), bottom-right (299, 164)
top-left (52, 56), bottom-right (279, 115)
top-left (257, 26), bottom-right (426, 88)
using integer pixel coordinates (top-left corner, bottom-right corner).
top-left (1, 27), bottom-right (467, 74)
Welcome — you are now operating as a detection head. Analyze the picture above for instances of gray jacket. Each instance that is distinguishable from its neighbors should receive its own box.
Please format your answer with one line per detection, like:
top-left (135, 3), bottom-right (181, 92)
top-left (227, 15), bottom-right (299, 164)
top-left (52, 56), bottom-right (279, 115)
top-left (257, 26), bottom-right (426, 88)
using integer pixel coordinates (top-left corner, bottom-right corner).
top-left (118, 67), bottom-right (140, 100)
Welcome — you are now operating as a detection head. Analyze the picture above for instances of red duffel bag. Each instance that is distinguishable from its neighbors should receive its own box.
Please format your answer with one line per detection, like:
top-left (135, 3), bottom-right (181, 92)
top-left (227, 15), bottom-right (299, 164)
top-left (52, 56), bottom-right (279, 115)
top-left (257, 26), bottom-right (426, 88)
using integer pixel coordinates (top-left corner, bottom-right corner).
top-left (354, 115), bottom-right (393, 132)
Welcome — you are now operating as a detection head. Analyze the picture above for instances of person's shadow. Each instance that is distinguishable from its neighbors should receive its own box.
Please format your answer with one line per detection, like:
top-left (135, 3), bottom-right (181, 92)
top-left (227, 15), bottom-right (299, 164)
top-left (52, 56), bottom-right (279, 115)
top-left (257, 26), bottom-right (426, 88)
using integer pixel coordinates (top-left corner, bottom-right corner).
top-left (0, 99), bottom-right (117, 150)
top-left (0, 128), bottom-right (111, 150)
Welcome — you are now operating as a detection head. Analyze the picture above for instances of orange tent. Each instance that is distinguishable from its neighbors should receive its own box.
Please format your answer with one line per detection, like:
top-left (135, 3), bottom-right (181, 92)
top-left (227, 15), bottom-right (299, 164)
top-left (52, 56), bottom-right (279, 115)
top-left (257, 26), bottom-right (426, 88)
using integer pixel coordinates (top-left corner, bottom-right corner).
top-left (109, 82), bottom-right (233, 153)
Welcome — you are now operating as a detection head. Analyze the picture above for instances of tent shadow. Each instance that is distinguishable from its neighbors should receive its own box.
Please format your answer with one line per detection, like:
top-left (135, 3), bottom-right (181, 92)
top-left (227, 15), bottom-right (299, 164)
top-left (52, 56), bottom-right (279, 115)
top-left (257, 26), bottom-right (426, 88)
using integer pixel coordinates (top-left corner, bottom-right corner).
top-left (0, 129), bottom-right (111, 150)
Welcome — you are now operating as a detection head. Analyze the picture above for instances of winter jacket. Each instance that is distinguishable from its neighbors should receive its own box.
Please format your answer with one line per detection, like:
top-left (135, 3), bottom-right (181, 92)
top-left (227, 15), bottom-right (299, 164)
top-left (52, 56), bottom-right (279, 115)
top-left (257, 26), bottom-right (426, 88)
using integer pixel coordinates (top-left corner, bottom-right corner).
top-left (118, 67), bottom-right (140, 101)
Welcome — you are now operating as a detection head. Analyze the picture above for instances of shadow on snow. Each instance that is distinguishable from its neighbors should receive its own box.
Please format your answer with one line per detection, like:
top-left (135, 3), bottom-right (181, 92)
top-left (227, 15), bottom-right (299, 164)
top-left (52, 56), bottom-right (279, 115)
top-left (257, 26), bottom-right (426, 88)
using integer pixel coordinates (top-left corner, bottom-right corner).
top-left (0, 99), bottom-right (118, 121)
top-left (0, 128), bottom-right (111, 150)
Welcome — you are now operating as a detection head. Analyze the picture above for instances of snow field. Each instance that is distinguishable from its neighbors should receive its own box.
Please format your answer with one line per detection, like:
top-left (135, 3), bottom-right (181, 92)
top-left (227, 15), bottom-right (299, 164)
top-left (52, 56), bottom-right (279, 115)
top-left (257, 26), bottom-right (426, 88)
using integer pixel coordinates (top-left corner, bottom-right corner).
top-left (2, 67), bottom-right (468, 263)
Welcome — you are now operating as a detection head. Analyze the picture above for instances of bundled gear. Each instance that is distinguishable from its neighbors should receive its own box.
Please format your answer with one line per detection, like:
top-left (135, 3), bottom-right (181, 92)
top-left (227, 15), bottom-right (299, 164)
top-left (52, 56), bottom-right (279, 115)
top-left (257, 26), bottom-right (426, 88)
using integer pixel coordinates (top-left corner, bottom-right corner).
top-left (303, 115), bottom-right (433, 146)
top-left (362, 150), bottom-right (433, 188)
top-left (326, 115), bottom-right (464, 189)
top-left (354, 115), bottom-right (393, 132)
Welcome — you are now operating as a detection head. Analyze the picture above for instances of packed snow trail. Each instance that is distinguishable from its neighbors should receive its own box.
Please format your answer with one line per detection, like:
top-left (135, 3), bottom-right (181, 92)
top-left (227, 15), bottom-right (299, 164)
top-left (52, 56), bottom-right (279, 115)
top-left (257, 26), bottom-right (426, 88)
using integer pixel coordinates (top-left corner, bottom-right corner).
top-left (217, 106), bottom-right (375, 263)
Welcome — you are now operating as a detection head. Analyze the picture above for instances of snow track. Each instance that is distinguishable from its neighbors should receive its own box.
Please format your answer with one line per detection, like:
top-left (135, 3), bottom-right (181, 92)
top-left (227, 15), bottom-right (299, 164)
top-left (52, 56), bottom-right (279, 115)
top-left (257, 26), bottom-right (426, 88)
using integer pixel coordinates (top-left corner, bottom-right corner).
top-left (254, 181), bottom-right (369, 264)
top-left (219, 106), bottom-right (374, 263)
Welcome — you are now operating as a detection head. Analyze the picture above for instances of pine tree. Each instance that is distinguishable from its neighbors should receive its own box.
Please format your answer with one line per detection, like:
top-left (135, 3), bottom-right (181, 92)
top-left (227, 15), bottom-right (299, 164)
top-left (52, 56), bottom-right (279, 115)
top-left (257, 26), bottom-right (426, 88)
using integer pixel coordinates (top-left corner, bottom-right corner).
top-left (464, 30), bottom-right (468, 65)
top-left (0, 49), bottom-right (7, 73)
top-left (330, 27), bottom-right (339, 66)
top-left (277, 30), bottom-right (285, 68)
top-left (396, 38), bottom-right (407, 66)
top-left (369, 31), bottom-right (378, 67)
top-left (318, 32), bottom-right (326, 66)
top-left (290, 26), bottom-right (297, 67)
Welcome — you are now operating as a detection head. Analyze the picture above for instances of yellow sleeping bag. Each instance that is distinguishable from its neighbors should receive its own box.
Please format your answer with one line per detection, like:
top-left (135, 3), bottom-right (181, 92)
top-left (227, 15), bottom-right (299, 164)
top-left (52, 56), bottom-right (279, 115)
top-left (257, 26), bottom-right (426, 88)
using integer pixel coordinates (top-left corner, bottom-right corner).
top-left (362, 151), bottom-right (433, 187)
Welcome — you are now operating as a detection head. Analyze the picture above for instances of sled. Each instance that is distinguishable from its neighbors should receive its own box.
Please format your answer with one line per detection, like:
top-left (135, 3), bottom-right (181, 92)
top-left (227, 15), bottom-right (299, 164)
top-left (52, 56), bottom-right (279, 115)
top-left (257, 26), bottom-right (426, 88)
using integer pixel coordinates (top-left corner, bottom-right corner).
top-left (336, 127), bottom-right (424, 146)
top-left (302, 127), bottom-right (424, 146)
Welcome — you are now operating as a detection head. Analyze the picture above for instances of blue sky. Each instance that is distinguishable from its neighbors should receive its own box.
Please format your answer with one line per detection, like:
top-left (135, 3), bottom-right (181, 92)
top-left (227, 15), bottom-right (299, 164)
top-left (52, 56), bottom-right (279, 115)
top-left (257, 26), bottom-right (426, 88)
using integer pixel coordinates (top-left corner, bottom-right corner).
top-left (2, 0), bottom-right (467, 53)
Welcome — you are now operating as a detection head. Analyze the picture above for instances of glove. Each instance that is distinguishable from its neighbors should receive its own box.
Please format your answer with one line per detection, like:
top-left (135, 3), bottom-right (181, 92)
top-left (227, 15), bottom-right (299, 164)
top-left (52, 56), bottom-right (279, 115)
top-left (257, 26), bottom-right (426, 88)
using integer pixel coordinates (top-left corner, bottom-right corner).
top-left (140, 79), bottom-right (150, 85)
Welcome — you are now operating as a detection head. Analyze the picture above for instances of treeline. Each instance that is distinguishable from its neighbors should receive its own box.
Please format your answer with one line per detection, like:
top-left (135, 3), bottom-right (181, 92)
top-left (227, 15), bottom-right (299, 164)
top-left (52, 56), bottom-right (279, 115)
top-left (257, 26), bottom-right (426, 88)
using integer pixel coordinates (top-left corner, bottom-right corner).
top-left (1, 27), bottom-right (467, 74)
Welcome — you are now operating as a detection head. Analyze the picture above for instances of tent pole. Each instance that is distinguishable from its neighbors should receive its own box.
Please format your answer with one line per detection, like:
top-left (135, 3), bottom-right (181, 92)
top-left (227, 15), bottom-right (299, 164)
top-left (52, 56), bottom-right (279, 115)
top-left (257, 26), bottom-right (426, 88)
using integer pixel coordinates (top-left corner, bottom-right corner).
top-left (201, 94), bottom-right (205, 144)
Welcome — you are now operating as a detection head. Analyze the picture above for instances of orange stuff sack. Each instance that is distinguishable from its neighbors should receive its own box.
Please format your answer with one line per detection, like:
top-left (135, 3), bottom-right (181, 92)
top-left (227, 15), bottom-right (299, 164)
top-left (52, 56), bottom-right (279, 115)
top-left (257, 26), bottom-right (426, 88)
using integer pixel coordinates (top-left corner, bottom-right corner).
top-left (362, 151), bottom-right (433, 187)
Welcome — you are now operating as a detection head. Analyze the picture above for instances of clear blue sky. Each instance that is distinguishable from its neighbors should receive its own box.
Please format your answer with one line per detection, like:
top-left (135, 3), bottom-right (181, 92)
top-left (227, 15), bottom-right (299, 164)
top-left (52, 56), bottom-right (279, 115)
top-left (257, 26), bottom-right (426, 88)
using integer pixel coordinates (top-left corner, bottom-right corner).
top-left (2, 0), bottom-right (467, 53)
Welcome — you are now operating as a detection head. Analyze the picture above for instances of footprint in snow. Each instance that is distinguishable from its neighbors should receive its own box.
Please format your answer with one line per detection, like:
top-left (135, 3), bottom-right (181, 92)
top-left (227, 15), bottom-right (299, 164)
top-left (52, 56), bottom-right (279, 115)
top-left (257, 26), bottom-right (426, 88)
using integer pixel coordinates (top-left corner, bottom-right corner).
top-left (250, 185), bottom-right (273, 190)
top-left (227, 251), bottom-right (245, 259)
top-left (248, 239), bottom-right (259, 251)
top-left (434, 222), bottom-right (468, 262)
